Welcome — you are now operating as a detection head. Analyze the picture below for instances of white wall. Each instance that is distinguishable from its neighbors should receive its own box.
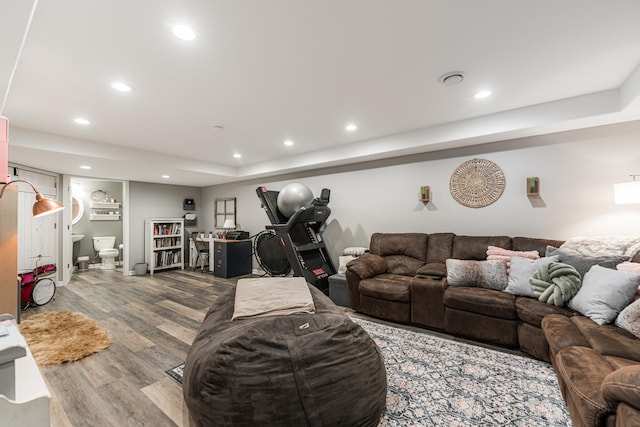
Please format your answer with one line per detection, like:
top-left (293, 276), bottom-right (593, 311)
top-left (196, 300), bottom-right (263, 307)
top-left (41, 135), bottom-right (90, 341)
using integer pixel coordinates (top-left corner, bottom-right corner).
top-left (201, 121), bottom-right (640, 267)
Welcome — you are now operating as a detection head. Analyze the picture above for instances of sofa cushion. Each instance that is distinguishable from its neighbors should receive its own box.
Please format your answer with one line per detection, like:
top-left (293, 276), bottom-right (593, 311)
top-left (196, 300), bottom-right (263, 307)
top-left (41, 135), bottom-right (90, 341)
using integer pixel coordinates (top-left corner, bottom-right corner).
top-left (570, 316), bottom-right (640, 362)
top-left (554, 346), bottom-right (614, 427)
top-left (568, 265), bottom-right (640, 325)
top-left (384, 255), bottom-right (426, 276)
top-left (452, 235), bottom-right (511, 260)
top-left (359, 274), bottom-right (412, 303)
top-left (369, 233), bottom-right (428, 261)
top-left (415, 262), bottom-right (446, 278)
top-left (504, 255), bottom-right (560, 297)
top-left (516, 297), bottom-right (575, 328)
top-left (602, 365), bottom-right (640, 410)
top-left (346, 254), bottom-right (386, 280)
top-left (542, 314), bottom-right (592, 360)
top-left (445, 259), bottom-right (508, 290)
top-left (603, 355), bottom-right (640, 371)
top-left (616, 299), bottom-right (640, 339)
top-left (444, 286), bottom-right (516, 319)
top-left (426, 233), bottom-right (455, 264)
top-left (546, 246), bottom-right (629, 278)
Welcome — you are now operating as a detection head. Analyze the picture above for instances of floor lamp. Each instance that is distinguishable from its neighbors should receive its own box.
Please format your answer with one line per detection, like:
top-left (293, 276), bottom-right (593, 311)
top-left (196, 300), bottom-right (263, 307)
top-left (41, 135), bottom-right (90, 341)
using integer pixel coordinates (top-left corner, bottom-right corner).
top-left (0, 179), bottom-right (65, 217)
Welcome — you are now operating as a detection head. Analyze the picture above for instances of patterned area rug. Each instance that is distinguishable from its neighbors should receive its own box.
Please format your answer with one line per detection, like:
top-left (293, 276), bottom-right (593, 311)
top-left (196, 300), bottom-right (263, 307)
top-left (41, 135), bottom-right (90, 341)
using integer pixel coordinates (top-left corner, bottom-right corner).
top-left (168, 318), bottom-right (571, 426)
top-left (352, 318), bottom-right (571, 426)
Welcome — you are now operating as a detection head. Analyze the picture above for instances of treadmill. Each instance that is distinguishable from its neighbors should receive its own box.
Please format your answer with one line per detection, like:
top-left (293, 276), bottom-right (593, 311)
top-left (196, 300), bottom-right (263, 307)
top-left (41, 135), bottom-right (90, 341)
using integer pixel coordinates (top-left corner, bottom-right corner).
top-left (256, 186), bottom-right (336, 294)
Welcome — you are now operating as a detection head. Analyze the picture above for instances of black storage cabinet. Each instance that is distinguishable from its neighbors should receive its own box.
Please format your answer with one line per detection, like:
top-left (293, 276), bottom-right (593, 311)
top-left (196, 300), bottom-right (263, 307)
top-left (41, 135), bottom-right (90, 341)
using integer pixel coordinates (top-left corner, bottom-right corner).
top-left (214, 240), bottom-right (252, 278)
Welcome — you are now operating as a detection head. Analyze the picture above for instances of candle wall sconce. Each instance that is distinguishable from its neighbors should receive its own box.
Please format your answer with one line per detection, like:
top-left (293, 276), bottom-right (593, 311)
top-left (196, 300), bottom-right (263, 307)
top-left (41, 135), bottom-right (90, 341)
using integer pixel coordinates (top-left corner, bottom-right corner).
top-left (420, 186), bottom-right (430, 203)
top-left (527, 177), bottom-right (540, 196)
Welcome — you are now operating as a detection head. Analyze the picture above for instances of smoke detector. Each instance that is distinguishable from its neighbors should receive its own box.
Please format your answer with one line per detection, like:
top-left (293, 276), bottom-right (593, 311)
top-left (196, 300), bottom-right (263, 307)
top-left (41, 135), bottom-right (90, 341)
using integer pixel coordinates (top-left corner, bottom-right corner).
top-left (439, 71), bottom-right (464, 86)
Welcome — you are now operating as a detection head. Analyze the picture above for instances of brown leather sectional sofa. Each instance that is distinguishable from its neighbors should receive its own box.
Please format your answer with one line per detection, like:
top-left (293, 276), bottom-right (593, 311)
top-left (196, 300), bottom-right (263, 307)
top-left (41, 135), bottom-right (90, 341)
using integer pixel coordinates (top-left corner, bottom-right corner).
top-left (345, 232), bottom-right (640, 427)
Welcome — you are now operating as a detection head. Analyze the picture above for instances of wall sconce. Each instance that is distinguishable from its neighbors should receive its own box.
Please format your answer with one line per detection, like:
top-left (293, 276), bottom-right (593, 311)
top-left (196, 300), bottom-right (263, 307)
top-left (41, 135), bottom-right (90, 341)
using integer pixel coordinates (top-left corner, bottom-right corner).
top-left (526, 177), bottom-right (540, 196)
top-left (0, 179), bottom-right (65, 217)
top-left (419, 186), bottom-right (430, 203)
top-left (614, 175), bottom-right (640, 204)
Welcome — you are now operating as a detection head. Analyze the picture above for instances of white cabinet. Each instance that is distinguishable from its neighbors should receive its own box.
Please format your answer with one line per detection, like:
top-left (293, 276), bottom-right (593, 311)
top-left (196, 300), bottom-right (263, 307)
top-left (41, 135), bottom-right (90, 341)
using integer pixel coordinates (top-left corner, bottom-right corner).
top-left (89, 201), bottom-right (121, 220)
top-left (0, 316), bottom-right (51, 427)
top-left (144, 219), bottom-right (184, 275)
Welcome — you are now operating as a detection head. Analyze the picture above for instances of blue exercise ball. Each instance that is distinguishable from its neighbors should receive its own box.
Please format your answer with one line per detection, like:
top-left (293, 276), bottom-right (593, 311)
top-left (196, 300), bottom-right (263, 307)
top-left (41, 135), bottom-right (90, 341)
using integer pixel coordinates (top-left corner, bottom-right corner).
top-left (277, 183), bottom-right (314, 218)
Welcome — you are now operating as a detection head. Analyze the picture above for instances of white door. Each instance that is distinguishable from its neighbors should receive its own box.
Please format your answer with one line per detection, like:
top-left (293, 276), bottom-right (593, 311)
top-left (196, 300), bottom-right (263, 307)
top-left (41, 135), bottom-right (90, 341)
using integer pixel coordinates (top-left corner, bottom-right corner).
top-left (8, 168), bottom-right (59, 275)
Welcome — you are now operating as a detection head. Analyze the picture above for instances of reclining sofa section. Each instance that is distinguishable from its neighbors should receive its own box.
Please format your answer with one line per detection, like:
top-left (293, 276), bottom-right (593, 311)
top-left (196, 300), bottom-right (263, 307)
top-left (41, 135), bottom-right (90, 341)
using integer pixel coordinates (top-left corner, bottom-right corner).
top-left (345, 232), bottom-right (565, 360)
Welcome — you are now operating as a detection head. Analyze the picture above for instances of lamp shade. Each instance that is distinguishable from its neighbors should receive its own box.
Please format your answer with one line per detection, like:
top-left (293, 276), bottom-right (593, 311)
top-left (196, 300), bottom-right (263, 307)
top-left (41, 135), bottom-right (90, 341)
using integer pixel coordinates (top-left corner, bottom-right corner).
top-left (0, 179), bottom-right (65, 217)
top-left (614, 181), bottom-right (640, 204)
top-left (33, 192), bottom-right (65, 217)
top-left (222, 219), bottom-right (236, 229)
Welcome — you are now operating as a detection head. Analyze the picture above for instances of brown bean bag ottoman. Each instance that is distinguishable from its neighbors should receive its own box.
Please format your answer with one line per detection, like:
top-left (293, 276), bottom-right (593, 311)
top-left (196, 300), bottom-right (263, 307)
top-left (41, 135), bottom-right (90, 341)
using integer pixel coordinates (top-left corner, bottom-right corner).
top-left (184, 281), bottom-right (387, 427)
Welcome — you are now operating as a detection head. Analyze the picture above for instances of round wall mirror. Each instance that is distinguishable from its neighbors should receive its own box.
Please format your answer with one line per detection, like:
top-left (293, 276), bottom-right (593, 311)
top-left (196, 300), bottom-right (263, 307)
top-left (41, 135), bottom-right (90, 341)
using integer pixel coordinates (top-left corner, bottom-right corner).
top-left (71, 195), bottom-right (84, 225)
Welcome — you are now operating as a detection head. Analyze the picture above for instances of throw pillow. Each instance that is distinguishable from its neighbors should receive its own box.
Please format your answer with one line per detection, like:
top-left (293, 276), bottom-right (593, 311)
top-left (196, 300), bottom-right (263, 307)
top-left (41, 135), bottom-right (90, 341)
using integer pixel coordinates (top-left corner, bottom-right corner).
top-left (446, 259), bottom-right (508, 290)
top-left (546, 246), bottom-right (629, 278)
top-left (529, 262), bottom-right (581, 307)
top-left (337, 255), bottom-right (356, 274)
top-left (617, 261), bottom-right (640, 297)
top-left (615, 299), bottom-right (640, 339)
top-left (504, 255), bottom-right (560, 297)
top-left (567, 265), bottom-right (640, 325)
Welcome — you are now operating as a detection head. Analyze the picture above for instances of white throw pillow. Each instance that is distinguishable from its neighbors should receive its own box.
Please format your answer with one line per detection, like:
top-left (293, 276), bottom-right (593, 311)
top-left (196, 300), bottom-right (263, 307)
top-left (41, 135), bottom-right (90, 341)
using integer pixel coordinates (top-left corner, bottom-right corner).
top-left (504, 255), bottom-right (560, 297)
top-left (568, 265), bottom-right (640, 325)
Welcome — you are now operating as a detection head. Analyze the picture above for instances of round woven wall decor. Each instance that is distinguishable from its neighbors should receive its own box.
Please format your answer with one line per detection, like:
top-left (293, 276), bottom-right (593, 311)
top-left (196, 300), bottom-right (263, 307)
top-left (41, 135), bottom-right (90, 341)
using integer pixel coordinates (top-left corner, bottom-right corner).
top-left (449, 158), bottom-right (505, 208)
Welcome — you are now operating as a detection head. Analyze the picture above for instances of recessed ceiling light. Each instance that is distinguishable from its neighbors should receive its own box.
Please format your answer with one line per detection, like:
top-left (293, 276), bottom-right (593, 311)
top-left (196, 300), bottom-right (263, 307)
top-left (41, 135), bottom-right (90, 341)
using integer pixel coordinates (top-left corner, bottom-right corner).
top-left (345, 123), bottom-right (357, 131)
top-left (474, 90), bottom-right (492, 100)
top-left (173, 24), bottom-right (196, 41)
top-left (111, 81), bottom-right (133, 92)
top-left (233, 153), bottom-right (242, 159)
top-left (73, 117), bottom-right (90, 125)
top-left (284, 140), bottom-right (294, 146)
top-left (161, 174), bottom-right (170, 179)
top-left (80, 165), bottom-right (92, 170)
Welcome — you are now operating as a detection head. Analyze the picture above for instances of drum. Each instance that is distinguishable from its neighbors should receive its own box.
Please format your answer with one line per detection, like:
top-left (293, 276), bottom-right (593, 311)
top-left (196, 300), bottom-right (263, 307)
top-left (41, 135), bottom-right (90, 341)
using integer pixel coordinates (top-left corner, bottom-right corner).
top-left (21, 278), bottom-right (56, 307)
top-left (36, 263), bottom-right (57, 277)
top-left (18, 270), bottom-right (36, 286)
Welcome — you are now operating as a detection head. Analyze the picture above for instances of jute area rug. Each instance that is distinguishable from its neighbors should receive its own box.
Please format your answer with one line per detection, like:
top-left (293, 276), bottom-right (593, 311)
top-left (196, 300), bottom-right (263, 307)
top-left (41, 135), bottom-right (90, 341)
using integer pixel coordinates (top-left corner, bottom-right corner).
top-left (169, 317), bottom-right (571, 426)
top-left (19, 311), bottom-right (112, 365)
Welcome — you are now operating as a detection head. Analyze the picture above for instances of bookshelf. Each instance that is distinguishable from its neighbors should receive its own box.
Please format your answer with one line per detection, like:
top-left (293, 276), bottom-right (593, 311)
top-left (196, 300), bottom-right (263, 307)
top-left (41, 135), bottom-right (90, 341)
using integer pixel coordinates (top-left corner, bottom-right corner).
top-left (144, 219), bottom-right (184, 275)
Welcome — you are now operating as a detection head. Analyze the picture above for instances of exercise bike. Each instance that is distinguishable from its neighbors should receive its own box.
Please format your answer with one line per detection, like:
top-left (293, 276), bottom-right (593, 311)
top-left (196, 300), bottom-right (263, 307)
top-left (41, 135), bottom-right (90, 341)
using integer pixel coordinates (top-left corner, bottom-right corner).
top-left (17, 255), bottom-right (57, 309)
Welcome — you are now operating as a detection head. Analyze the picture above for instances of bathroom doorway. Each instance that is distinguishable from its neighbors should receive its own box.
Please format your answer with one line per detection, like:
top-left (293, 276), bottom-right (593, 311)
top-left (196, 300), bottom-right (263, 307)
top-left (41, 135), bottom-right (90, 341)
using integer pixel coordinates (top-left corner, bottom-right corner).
top-left (62, 176), bottom-right (129, 283)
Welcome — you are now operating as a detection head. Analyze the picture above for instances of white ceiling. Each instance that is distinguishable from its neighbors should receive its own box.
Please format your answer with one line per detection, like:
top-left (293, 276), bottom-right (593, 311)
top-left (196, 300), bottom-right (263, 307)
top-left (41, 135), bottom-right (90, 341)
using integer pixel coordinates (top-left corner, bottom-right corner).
top-left (2, 0), bottom-right (640, 187)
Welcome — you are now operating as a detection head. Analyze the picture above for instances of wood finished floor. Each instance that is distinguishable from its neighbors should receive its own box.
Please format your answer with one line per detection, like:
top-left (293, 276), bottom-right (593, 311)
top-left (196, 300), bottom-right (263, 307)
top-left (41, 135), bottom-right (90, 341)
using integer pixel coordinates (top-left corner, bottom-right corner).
top-left (23, 268), bottom-right (526, 427)
top-left (23, 268), bottom-right (240, 427)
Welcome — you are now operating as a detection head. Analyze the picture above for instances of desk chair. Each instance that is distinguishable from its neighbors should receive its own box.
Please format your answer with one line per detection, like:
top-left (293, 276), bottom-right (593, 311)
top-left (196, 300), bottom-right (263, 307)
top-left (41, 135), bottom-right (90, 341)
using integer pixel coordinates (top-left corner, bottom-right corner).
top-left (191, 232), bottom-right (209, 272)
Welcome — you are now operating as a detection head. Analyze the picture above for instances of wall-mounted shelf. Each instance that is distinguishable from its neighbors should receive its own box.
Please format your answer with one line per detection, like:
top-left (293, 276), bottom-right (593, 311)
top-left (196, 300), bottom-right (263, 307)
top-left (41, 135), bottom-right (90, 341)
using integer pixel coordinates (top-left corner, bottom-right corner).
top-left (89, 201), bottom-right (121, 220)
top-left (90, 213), bottom-right (121, 221)
top-left (90, 202), bottom-right (120, 209)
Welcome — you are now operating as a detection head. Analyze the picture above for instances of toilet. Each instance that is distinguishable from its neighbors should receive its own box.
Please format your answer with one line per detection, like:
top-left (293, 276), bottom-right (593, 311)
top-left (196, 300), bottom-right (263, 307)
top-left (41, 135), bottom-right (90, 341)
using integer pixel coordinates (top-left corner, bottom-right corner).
top-left (92, 236), bottom-right (119, 270)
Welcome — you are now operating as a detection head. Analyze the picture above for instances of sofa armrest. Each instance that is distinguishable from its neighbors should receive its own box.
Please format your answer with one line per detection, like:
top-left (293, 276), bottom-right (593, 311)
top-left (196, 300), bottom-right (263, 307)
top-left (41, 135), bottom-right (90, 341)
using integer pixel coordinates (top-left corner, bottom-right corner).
top-left (602, 365), bottom-right (640, 410)
top-left (346, 253), bottom-right (386, 280)
top-left (416, 262), bottom-right (446, 278)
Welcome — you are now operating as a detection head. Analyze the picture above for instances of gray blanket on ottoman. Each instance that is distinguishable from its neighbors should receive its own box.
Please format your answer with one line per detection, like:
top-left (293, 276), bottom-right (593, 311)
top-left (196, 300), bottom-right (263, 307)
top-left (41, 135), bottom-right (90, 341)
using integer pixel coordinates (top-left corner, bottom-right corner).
top-left (184, 282), bottom-right (387, 427)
